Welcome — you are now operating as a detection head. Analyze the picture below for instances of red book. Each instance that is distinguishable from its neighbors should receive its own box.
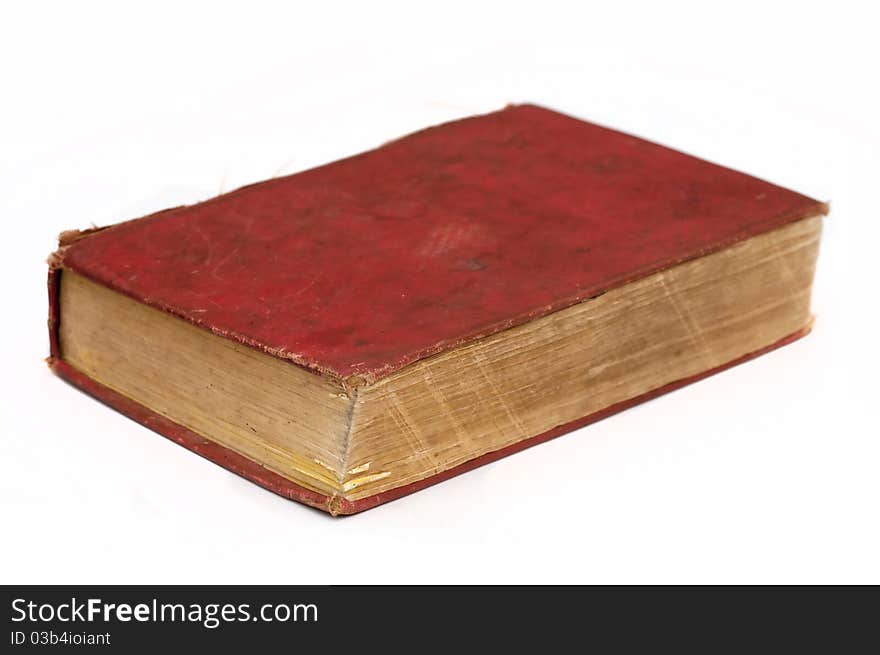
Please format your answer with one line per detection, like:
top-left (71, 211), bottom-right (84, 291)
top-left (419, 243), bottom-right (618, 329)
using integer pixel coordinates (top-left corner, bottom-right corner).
top-left (49, 104), bottom-right (826, 514)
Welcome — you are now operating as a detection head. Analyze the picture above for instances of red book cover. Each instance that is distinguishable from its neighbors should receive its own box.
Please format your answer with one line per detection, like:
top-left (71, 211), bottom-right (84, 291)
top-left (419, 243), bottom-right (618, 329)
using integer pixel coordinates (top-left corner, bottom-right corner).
top-left (48, 104), bottom-right (827, 514)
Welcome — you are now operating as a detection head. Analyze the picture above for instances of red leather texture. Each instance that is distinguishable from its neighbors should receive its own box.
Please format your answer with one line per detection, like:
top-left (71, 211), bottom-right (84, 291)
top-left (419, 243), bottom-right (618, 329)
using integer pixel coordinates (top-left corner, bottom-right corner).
top-left (57, 104), bottom-right (826, 382)
top-left (48, 327), bottom-right (811, 515)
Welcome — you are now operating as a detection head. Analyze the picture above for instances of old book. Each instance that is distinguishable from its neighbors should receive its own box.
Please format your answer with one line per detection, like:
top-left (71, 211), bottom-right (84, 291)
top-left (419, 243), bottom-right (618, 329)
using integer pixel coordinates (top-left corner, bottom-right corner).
top-left (47, 104), bottom-right (826, 515)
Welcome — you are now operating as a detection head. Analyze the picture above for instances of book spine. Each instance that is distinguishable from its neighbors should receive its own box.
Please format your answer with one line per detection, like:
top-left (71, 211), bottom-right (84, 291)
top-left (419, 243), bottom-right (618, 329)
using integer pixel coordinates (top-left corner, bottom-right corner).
top-left (47, 267), bottom-right (61, 360)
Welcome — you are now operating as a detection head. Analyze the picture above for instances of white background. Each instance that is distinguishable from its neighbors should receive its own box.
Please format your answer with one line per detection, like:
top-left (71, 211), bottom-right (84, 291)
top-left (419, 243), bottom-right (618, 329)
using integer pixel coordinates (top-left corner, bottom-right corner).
top-left (1, 1), bottom-right (877, 584)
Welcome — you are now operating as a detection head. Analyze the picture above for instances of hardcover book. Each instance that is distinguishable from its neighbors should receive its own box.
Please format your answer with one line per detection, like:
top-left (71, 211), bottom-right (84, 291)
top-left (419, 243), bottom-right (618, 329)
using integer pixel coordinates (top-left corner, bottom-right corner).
top-left (47, 104), bottom-right (826, 515)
